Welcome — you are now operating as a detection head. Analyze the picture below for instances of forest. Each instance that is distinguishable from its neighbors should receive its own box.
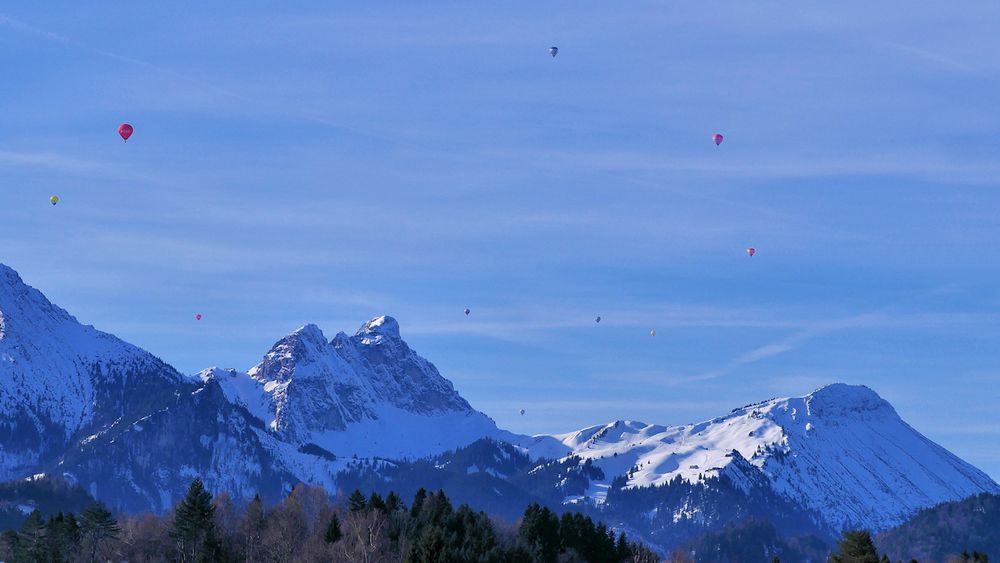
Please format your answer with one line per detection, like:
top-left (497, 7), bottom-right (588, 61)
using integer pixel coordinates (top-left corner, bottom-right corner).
top-left (0, 478), bottom-right (659, 562)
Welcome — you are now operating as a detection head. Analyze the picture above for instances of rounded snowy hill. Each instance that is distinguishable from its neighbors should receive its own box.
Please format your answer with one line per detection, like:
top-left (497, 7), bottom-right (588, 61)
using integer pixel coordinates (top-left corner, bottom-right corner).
top-left (526, 383), bottom-right (1000, 532)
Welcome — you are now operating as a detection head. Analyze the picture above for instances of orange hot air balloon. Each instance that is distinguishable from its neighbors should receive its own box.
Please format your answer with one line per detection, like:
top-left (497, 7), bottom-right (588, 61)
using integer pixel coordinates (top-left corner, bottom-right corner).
top-left (746, 247), bottom-right (756, 257)
top-left (118, 123), bottom-right (134, 142)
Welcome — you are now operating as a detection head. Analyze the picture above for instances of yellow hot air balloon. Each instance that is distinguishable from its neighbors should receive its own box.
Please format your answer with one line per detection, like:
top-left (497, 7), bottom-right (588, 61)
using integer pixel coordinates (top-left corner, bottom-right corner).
top-left (50, 196), bottom-right (59, 206)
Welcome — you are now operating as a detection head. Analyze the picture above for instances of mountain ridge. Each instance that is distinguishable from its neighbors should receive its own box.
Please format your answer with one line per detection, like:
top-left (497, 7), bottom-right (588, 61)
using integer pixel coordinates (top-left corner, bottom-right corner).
top-left (0, 262), bottom-right (996, 548)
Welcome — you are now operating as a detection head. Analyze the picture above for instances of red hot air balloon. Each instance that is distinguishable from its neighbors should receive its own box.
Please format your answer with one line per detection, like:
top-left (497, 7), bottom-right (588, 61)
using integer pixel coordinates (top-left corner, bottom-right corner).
top-left (195, 313), bottom-right (202, 321)
top-left (746, 247), bottom-right (756, 257)
top-left (713, 133), bottom-right (724, 146)
top-left (118, 123), bottom-right (134, 142)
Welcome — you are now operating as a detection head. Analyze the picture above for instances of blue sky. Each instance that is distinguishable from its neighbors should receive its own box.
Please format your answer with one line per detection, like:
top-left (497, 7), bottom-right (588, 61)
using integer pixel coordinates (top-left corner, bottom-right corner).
top-left (3, 2), bottom-right (1000, 477)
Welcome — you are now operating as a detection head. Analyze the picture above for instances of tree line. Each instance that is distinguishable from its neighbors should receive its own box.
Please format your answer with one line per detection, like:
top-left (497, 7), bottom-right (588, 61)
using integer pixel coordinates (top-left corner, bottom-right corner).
top-left (1, 478), bottom-right (659, 562)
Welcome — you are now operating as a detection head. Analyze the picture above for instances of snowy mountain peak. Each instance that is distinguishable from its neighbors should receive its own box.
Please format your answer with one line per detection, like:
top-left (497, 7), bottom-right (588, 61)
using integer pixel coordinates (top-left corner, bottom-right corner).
top-left (354, 315), bottom-right (400, 345)
top-left (804, 383), bottom-right (894, 419)
top-left (219, 316), bottom-right (501, 456)
top-left (528, 383), bottom-right (999, 533)
top-left (248, 324), bottom-right (331, 383)
top-left (0, 263), bottom-right (79, 337)
top-left (197, 366), bottom-right (239, 383)
top-left (0, 264), bottom-right (186, 480)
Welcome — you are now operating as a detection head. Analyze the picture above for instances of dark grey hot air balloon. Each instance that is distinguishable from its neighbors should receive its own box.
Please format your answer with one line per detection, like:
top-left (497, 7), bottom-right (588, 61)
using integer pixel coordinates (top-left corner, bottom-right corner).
top-left (595, 316), bottom-right (601, 323)
top-left (549, 46), bottom-right (558, 57)
top-left (464, 308), bottom-right (471, 316)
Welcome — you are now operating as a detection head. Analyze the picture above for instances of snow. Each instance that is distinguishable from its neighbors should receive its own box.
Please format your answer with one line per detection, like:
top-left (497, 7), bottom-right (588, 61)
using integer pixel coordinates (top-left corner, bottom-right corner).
top-left (203, 316), bottom-right (508, 461)
top-left (0, 263), bottom-right (184, 478)
top-left (523, 383), bottom-right (1000, 532)
top-left (3, 263), bottom-right (997, 532)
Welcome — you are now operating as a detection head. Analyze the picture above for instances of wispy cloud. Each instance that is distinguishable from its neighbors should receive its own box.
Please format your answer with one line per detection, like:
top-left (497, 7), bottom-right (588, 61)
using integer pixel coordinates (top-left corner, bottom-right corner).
top-left (485, 147), bottom-right (1000, 185)
top-left (0, 12), bottom-right (362, 132)
top-left (0, 149), bottom-right (161, 183)
top-left (888, 42), bottom-right (982, 75)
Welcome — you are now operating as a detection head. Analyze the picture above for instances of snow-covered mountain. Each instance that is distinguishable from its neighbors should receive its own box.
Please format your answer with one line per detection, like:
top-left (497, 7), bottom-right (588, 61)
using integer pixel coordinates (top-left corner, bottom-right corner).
top-left (201, 316), bottom-right (506, 460)
top-left (0, 264), bottom-right (506, 511)
top-left (0, 264), bottom-right (185, 480)
top-left (1, 262), bottom-right (997, 546)
top-left (522, 383), bottom-right (1000, 533)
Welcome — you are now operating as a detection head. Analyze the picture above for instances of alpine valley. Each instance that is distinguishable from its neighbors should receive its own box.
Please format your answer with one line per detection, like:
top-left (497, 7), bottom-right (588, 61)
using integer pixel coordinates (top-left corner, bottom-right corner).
top-left (1, 263), bottom-right (997, 555)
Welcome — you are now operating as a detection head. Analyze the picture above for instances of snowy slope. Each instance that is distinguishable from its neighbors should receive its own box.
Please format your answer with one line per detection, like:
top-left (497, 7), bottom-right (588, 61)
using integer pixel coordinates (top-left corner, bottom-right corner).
top-left (525, 384), bottom-right (1000, 532)
top-left (202, 315), bottom-right (508, 460)
top-left (0, 264), bottom-right (184, 479)
top-left (2, 261), bottom-right (997, 531)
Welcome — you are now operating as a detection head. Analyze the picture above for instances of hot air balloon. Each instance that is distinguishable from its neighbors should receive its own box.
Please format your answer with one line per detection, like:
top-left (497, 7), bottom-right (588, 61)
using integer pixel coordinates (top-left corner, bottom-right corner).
top-left (49, 195), bottom-right (59, 206)
top-left (650, 329), bottom-right (656, 337)
top-left (118, 123), bottom-right (134, 142)
top-left (195, 313), bottom-right (202, 321)
top-left (713, 133), bottom-right (724, 146)
top-left (519, 408), bottom-right (526, 416)
top-left (595, 316), bottom-right (601, 323)
top-left (549, 46), bottom-right (558, 57)
top-left (464, 308), bottom-right (471, 316)
top-left (746, 247), bottom-right (756, 257)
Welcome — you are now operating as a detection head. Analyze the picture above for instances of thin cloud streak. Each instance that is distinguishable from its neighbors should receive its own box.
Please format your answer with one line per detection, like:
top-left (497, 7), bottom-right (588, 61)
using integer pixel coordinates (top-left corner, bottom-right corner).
top-left (0, 149), bottom-right (161, 183)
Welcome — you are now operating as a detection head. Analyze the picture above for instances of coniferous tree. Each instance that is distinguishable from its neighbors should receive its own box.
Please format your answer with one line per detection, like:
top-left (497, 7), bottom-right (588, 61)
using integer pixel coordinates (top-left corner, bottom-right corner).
top-left (410, 488), bottom-right (427, 519)
top-left (170, 478), bottom-right (218, 562)
top-left (368, 491), bottom-right (387, 513)
top-left (18, 509), bottom-right (47, 562)
top-left (829, 530), bottom-right (881, 563)
top-left (324, 512), bottom-right (342, 544)
top-left (1, 529), bottom-right (20, 561)
top-left (385, 491), bottom-right (403, 513)
top-left (79, 501), bottom-right (120, 563)
top-left (519, 503), bottom-right (561, 563)
top-left (347, 489), bottom-right (368, 513)
top-left (45, 511), bottom-right (80, 563)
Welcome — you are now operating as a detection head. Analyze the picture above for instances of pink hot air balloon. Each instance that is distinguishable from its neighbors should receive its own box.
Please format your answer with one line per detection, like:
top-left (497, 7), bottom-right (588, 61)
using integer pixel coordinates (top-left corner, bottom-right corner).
top-left (713, 133), bottom-right (724, 146)
top-left (746, 247), bottom-right (756, 257)
top-left (118, 123), bottom-right (134, 142)
top-left (195, 313), bottom-right (202, 321)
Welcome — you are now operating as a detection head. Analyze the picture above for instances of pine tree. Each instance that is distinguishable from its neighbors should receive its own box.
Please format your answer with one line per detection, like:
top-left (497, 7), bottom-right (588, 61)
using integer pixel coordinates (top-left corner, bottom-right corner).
top-left (323, 512), bottom-right (342, 544)
top-left (170, 478), bottom-right (218, 563)
top-left (519, 503), bottom-right (561, 563)
top-left (18, 509), bottom-right (48, 562)
top-left (368, 491), bottom-right (387, 513)
top-left (79, 501), bottom-right (120, 563)
top-left (385, 491), bottom-right (403, 513)
top-left (410, 488), bottom-right (427, 518)
top-left (347, 489), bottom-right (367, 512)
top-left (46, 511), bottom-right (80, 563)
top-left (829, 530), bottom-right (881, 563)
top-left (2, 529), bottom-right (21, 561)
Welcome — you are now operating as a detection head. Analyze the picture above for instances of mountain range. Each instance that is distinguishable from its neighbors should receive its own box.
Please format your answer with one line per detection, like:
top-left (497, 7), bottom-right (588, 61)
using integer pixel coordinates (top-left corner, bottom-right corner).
top-left (1, 262), bottom-right (996, 554)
